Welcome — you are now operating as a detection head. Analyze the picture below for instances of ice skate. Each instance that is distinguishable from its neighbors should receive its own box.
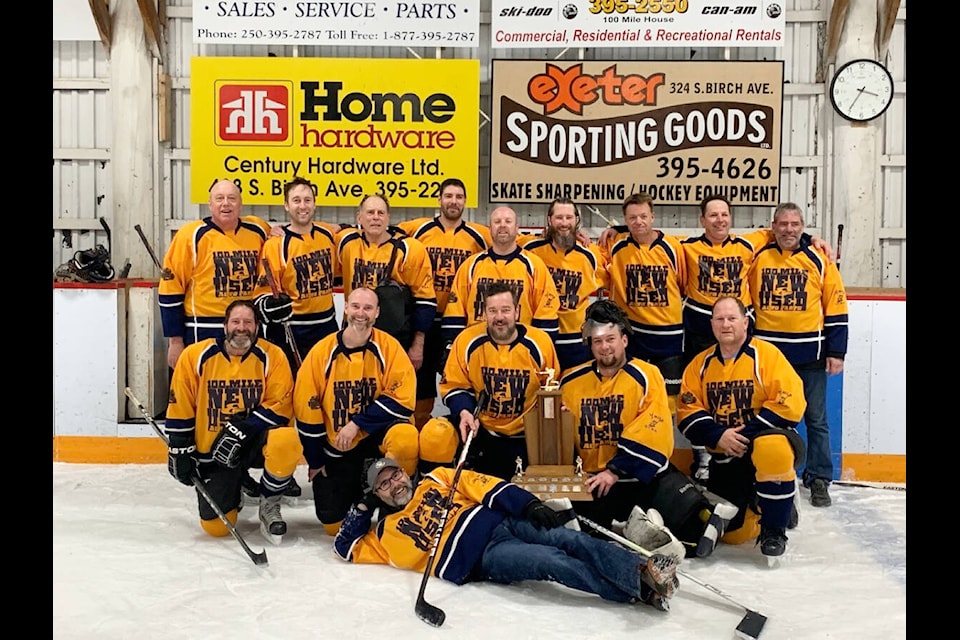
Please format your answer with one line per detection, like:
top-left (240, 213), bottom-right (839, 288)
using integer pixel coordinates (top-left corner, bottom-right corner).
top-left (643, 553), bottom-right (679, 597)
top-left (259, 494), bottom-right (286, 546)
top-left (758, 525), bottom-right (787, 568)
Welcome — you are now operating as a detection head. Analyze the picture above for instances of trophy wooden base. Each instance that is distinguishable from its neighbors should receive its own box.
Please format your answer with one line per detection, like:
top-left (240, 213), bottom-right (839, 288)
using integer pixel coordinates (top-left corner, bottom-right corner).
top-left (511, 464), bottom-right (592, 502)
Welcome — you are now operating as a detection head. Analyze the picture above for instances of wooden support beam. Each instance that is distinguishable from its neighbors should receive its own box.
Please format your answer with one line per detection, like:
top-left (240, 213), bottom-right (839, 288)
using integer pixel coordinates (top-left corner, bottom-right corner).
top-left (137, 0), bottom-right (165, 60)
top-left (87, 0), bottom-right (112, 54)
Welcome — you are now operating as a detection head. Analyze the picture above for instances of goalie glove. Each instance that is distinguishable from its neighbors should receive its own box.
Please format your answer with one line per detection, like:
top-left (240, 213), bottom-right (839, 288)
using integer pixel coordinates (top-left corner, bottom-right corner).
top-left (624, 506), bottom-right (686, 565)
top-left (523, 499), bottom-right (562, 530)
top-left (167, 441), bottom-right (197, 487)
top-left (210, 420), bottom-right (261, 469)
top-left (255, 293), bottom-right (294, 324)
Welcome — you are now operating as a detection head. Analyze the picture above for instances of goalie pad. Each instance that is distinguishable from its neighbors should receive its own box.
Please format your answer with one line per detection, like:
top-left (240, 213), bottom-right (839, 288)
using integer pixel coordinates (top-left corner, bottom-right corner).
top-left (624, 506), bottom-right (685, 565)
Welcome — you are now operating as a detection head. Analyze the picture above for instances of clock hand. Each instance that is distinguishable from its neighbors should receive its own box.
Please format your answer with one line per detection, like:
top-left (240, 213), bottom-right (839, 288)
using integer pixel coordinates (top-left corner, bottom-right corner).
top-left (848, 87), bottom-right (865, 109)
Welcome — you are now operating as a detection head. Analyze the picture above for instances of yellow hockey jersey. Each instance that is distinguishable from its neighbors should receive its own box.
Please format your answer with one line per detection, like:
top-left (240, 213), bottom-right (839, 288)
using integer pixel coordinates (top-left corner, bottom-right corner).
top-left (333, 467), bottom-right (538, 584)
top-left (747, 237), bottom-right (849, 365)
top-left (253, 223), bottom-right (341, 329)
top-left (293, 328), bottom-right (416, 469)
top-left (336, 230), bottom-right (438, 334)
top-left (522, 239), bottom-right (609, 350)
top-left (440, 322), bottom-right (559, 437)
top-left (677, 337), bottom-right (806, 450)
top-left (560, 358), bottom-right (674, 482)
top-left (159, 215), bottom-right (271, 340)
top-left (165, 335), bottom-right (294, 458)
top-left (396, 217), bottom-right (492, 315)
top-left (441, 247), bottom-right (561, 344)
top-left (603, 231), bottom-right (686, 358)
top-left (679, 229), bottom-right (770, 340)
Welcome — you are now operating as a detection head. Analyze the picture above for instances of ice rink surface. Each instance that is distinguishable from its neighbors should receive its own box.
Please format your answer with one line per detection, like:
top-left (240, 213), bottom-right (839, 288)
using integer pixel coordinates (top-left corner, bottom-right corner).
top-left (53, 463), bottom-right (906, 640)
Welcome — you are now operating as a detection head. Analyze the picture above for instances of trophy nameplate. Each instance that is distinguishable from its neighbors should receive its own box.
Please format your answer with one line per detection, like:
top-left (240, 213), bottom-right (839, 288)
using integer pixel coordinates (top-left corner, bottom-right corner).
top-left (512, 370), bottom-right (591, 501)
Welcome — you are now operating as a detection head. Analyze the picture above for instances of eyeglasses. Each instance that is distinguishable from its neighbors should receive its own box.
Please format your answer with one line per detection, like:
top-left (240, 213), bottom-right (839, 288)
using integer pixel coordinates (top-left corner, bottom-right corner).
top-left (376, 468), bottom-right (404, 493)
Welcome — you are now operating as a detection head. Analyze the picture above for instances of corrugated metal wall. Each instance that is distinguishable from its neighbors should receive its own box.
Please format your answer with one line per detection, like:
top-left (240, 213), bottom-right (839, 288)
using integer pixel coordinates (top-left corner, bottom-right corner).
top-left (53, 0), bottom-right (907, 287)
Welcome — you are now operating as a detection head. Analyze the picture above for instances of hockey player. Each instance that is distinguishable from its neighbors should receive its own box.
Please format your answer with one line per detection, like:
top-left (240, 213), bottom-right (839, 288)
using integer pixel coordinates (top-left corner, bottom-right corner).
top-left (334, 457), bottom-right (679, 611)
top-left (293, 286), bottom-right (420, 536)
top-left (159, 179), bottom-right (273, 371)
top-left (441, 206), bottom-right (560, 347)
top-left (251, 176), bottom-right (341, 373)
top-left (560, 299), bottom-right (737, 560)
top-left (425, 281), bottom-right (560, 480)
top-left (336, 193), bottom-right (437, 370)
top-left (747, 203), bottom-right (848, 509)
top-left (521, 198), bottom-right (608, 373)
top-left (677, 296), bottom-right (807, 562)
top-left (164, 300), bottom-right (301, 545)
top-left (395, 178), bottom-right (492, 428)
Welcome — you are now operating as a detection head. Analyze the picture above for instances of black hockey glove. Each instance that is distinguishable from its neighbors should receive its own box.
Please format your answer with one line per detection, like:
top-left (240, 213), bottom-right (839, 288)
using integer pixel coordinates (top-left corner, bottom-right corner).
top-left (256, 293), bottom-right (294, 324)
top-left (210, 421), bottom-right (260, 469)
top-left (167, 441), bottom-right (197, 487)
top-left (523, 499), bottom-right (562, 530)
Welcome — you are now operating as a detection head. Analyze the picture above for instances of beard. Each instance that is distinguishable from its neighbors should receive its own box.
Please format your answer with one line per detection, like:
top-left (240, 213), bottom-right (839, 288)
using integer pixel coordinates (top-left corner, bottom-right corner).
top-left (546, 226), bottom-right (576, 251)
top-left (595, 351), bottom-right (626, 370)
top-left (381, 480), bottom-right (414, 508)
top-left (488, 321), bottom-right (517, 343)
top-left (226, 330), bottom-right (253, 350)
top-left (346, 315), bottom-right (375, 332)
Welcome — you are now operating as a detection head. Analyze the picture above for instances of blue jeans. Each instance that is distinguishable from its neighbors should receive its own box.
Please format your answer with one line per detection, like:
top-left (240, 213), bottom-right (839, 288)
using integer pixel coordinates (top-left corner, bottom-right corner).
top-left (478, 517), bottom-right (644, 603)
top-left (796, 363), bottom-right (832, 485)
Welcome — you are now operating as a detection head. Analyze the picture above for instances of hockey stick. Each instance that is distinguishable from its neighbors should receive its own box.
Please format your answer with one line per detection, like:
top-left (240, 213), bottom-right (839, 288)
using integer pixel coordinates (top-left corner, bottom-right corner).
top-left (835, 223), bottom-right (844, 269)
top-left (577, 515), bottom-right (767, 640)
top-left (261, 258), bottom-right (303, 370)
top-left (123, 387), bottom-right (269, 567)
top-left (415, 391), bottom-right (488, 627)
top-left (834, 480), bottom-right (905, 492)
top-left (133, 224), bottom-right (164, 273)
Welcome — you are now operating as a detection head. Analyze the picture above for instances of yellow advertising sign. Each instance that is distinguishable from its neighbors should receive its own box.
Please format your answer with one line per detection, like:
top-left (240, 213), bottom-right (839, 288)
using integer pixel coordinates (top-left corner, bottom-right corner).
top-left (491, 59), bottom-right (783, 206)
top-left (190, 57), bottom-right (480, 207)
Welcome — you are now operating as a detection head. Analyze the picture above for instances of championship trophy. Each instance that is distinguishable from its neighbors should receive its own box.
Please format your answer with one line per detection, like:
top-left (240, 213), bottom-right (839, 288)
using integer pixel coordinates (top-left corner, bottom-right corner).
top-left (511, 369), bottom-right (591, 501)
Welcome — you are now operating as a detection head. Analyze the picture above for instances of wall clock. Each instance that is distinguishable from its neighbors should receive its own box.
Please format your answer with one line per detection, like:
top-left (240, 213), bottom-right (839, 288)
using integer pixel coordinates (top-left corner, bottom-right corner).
top-left (829, 58), bottom-right (894, 122)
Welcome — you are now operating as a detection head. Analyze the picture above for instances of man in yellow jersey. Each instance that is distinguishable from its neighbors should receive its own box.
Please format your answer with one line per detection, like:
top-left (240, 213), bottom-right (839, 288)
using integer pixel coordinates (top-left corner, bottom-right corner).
top-left (333, 457), bottom-right (680, 611)
top-left (395, 178), bottom-right (492, 428)
top-left (521, 198), bottom-right (608, 373)
top-left (159, 179), bottom-right (272, 370)
top-left (165, 300), bottom-right (301, 545)
top-left (678, 296), bottom-right (807, 562)
top-left (748, 203), bottom-right (848, 510)
top-left (293, 287), bottom-right (420, 536)
top-left (422, 282), bottom-right (560, 480)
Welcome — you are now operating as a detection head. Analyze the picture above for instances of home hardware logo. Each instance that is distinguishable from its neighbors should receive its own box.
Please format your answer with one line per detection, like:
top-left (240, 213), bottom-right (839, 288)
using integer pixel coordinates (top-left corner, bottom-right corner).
top-left (216, 82), bottom-right (292, 145)
top-left (499, 6), bottom-right (554, 17)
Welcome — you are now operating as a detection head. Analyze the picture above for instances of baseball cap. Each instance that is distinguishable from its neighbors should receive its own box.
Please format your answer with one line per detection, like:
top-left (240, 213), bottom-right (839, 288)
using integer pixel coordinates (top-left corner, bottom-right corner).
top-left (366, 457), bottom-right (402, 492)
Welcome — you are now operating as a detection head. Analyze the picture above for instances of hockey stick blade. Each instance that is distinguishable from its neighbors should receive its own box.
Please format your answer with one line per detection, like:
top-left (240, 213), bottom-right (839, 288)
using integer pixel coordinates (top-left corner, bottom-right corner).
top-left (415, 599), bottom-right (446, 627)
top-left (123, 387), bottom-right (269, 567)
top-left (735, 609), bottom-right (768, 640)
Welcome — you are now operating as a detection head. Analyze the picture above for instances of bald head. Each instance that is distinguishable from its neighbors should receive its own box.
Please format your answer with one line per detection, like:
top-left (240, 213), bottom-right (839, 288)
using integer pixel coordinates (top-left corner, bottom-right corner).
top-left (208, 179), bottom-right (242, 229)
top-left (489, 206), bottom-right (519, 252)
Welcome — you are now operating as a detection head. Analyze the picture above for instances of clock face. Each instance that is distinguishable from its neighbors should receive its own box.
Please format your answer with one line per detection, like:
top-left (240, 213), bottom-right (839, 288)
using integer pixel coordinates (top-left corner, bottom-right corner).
top-left (830, 59), bottom-right (894, 122)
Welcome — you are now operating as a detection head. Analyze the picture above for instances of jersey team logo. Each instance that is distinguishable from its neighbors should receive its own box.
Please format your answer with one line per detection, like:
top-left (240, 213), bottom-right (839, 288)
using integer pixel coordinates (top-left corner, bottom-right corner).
top-left (215, 81), bottom-right (293, 146)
